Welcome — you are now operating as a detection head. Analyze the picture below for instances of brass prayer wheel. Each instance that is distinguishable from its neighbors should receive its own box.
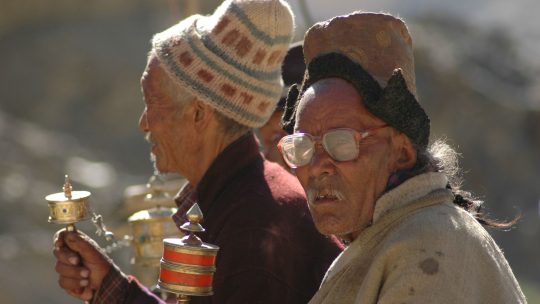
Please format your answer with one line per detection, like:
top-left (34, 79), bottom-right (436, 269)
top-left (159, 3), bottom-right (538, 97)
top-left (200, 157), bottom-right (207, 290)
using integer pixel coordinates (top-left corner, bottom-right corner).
top-left (158, 203), bottom-right (219, 302)
top-left (121, 174), bottom-right (183, 218)
top-left (46, 175), bottom-right (91, 231)
top-left (128, 206), bottom-right (180, 266)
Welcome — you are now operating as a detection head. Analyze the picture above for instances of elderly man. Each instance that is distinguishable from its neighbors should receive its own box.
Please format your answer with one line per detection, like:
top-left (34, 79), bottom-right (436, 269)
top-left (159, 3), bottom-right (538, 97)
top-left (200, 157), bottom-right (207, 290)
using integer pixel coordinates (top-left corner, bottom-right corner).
top-left (52, 1), bottom-right (341, 303)
top-left (279, 12), bottom-right (526, 303)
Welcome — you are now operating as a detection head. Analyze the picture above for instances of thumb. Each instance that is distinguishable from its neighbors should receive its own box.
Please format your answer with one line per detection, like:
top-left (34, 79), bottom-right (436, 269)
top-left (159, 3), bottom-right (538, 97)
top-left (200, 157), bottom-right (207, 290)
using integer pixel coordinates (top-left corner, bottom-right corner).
top-left (63, 231), bottom-right (112, 290)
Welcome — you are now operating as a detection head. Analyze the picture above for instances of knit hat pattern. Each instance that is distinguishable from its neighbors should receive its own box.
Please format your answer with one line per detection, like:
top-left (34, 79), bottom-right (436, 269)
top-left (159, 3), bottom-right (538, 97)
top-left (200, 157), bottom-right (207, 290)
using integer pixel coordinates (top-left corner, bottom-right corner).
top-left (152, 0), bottom-right (294, 128)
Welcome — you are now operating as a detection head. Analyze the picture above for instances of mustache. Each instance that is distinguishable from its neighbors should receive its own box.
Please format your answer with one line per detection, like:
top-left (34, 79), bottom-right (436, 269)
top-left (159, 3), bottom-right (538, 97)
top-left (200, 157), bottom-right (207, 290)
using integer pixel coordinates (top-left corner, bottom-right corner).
top-left (306, 176), bottom-right (346, 204)
top-left (144, 133), bottom-right (152, 144)
top-left (144, 133), bottom-right (159, 175)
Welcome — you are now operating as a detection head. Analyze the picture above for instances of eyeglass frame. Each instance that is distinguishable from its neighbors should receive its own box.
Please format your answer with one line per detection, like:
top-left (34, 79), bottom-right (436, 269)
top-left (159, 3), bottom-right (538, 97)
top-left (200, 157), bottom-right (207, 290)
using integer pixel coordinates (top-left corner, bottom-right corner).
top-left (277, 124), bottom-right (390, 168)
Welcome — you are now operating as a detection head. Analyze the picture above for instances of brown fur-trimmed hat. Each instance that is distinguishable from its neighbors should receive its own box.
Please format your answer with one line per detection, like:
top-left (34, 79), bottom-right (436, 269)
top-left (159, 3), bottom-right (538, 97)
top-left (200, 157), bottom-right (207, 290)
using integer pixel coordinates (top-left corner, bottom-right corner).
top-left (282, 12), bottom-right (430, 148)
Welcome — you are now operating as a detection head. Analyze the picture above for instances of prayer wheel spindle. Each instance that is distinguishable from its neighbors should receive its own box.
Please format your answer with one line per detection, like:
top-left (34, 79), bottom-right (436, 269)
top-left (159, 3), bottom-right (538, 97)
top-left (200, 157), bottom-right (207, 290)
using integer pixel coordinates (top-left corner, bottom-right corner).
top-left (158, 203), bottom-right (219, 303)
top-left (46, 175), bottom-right (91, 232)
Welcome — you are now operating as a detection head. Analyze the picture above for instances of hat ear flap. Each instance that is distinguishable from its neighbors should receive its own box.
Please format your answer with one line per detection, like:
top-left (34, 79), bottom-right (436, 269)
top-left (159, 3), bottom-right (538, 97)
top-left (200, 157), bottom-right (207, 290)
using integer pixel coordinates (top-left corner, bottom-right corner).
top-left (281, 83), bottom-right (300, 134)
top-left (378, 69), bottom-right (430, 148)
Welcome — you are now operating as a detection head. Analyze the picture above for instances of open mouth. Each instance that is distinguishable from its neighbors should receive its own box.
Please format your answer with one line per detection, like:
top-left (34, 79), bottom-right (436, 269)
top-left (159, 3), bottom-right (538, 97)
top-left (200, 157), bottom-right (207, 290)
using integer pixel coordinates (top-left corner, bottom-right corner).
top-left (307, 188), bottom-right (344, 205)
top-left (316, 193), bottom-right (339, 201)
top-left (306, 177), bottom-right (346, 206)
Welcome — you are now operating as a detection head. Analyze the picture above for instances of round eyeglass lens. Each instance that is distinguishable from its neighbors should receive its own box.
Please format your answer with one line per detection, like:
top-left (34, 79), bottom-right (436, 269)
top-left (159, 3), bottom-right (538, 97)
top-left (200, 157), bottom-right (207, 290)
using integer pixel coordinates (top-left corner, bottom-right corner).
top-left (323, 129), bottom-right (358, 162)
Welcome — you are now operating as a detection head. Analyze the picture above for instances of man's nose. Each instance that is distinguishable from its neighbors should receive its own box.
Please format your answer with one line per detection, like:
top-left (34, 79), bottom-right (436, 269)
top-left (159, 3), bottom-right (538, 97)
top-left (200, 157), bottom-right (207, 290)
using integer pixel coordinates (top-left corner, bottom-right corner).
top-left (138, 108), bottom-right (149, 133)
top-left (308, 144), bottom-right (336, 177)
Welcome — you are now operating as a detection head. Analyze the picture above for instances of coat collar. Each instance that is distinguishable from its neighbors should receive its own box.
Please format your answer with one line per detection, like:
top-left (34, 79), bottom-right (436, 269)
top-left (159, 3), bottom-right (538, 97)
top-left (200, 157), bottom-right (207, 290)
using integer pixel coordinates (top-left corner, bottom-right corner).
top-left (372, 172), bottom-right (448, 223)
top-left (173, 132), bottom-right (262, 224)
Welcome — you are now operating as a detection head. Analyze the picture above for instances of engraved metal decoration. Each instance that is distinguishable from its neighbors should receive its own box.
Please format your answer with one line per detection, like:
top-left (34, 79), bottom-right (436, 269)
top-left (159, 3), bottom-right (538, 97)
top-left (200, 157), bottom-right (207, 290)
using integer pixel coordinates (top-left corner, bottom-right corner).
top-left (105, 174), bottom-right (178, 254)
top-left (158, 203), bottom-right (219, 303)
top-left (46, 175), bottom-right (128, 251)
top-left (125, 174), bottom-right (181, 300)
top-left (144, 174), bottom-right (173, 205)
top-left (128, 206), bottom-right (179, 265)
top-left (46, 175), bottom-right (91, 232)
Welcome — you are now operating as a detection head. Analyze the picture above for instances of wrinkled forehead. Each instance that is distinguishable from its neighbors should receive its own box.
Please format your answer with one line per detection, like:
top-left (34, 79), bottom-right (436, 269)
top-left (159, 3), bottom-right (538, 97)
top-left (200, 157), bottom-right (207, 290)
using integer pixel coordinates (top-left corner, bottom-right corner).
top-left (295, 78), bottom-right (383, 133)
top-left (141, 56), bottom-right (165, 88)
top-left (140, 55), bottom-right (190, 103)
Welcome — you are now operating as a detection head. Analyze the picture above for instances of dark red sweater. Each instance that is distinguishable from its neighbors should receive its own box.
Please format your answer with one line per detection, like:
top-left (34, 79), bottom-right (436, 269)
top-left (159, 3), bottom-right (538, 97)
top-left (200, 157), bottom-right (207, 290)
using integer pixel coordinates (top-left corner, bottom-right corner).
top-left (94, 133), bottom-right (342, 304)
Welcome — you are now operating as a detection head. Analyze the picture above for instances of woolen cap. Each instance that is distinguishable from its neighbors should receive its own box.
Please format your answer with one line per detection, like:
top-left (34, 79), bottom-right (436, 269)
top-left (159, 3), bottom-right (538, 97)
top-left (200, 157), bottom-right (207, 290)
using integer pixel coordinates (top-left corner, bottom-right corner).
top-left (152, 0), bottom-right (295, 128)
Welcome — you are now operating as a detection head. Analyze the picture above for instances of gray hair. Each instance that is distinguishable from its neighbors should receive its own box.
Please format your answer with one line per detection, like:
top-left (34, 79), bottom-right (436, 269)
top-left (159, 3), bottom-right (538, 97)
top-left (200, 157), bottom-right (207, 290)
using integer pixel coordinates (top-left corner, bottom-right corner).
top-left (213, 111), bottom-right (251, 140)
top-left (416, 139), bottom-right (518, 229)
top-left (163, 74), bottom-right (197, 109)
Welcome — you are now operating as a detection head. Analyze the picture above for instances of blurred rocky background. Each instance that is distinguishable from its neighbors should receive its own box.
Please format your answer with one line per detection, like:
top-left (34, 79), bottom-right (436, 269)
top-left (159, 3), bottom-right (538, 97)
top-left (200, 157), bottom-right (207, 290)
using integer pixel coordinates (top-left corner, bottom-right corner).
top-left (0, 0), bottom-right (538, 303)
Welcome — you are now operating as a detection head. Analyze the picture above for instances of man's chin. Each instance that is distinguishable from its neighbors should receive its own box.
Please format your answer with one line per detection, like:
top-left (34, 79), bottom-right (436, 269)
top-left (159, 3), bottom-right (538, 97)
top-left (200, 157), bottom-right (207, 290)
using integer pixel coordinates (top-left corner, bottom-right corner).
top-left (312, 215), bottom-right (348, 236)
top-left (153, 163), bottom-right (170, 174)
top-left (315, 218), bottom-right (372, 242)
top-left (150, 155), bottom-right (168, 174)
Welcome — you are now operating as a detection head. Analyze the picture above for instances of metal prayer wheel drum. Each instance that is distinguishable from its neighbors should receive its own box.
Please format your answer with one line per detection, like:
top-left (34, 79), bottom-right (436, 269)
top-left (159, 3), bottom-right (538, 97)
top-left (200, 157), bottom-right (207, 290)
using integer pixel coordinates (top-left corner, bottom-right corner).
top-left (159, 238), bottom-right (219, 295)
top-left (158, 203), bottom-right (219, 299)
top-left (128, 206), bottom-right (180, 266)
top-left (46, 175), bottom-right (91, 228)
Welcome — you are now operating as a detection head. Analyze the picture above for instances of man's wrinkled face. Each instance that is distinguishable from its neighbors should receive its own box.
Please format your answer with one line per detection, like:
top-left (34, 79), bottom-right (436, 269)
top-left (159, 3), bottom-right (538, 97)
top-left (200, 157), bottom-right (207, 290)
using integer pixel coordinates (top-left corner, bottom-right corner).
top-left (138, 55), bottom-right (191, 174)
top-left (294, 78), bottom-right (401, 238)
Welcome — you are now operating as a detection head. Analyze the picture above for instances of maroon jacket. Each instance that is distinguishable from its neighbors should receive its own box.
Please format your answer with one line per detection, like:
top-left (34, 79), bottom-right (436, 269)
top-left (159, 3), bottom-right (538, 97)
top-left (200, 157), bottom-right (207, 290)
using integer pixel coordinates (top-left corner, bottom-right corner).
top-left (93, 133), bottom-right (342, 303)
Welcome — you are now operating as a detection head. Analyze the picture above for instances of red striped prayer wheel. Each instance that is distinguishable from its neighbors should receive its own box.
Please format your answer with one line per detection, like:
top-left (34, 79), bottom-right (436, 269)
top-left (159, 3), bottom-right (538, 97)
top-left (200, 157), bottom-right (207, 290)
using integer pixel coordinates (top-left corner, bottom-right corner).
top-left (158, 203), bottom-right (219, 302)
top-left (159, 239), bottom-right (218, 295)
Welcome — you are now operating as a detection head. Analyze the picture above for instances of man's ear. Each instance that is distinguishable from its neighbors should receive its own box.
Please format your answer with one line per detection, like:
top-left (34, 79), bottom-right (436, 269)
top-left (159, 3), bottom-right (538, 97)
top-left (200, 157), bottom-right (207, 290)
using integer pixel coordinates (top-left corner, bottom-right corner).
top-left (192, 100), bottom-right (213, 130)
top-left (393, 133), bottom-right (417, 171)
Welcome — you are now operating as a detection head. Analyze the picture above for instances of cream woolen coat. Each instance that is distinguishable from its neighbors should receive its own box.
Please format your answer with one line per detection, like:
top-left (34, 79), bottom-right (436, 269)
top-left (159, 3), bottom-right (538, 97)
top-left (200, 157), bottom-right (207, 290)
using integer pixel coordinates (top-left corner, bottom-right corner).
top-left (309, 172), bottom-right (526, 304)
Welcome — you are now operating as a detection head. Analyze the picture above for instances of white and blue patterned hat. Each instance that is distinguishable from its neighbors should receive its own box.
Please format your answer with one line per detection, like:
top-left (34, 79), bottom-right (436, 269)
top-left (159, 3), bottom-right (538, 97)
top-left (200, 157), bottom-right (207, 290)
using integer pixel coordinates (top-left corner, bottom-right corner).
top-left (152, 0), bottom-right (294, 128)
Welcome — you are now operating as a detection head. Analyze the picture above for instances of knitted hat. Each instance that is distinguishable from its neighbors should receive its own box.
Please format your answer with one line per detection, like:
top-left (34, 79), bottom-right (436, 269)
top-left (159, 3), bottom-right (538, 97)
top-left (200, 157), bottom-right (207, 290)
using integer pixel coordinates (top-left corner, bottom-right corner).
top-left (152, 0), bottom-right (294, 128)
top-left (282, 12), bottom-right (430, 148)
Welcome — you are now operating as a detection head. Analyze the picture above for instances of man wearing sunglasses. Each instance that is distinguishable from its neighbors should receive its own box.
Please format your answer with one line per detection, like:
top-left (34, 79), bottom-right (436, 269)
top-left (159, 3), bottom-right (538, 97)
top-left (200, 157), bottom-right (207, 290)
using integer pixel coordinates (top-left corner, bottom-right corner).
top-left (280, 12), bottom-right (525, 303)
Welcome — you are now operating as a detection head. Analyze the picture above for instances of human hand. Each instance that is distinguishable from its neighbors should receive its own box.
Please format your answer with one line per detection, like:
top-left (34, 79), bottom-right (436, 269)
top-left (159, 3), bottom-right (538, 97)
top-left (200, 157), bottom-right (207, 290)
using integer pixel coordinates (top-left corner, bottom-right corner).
top-left (53, 229), bottom-right (112, 301)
